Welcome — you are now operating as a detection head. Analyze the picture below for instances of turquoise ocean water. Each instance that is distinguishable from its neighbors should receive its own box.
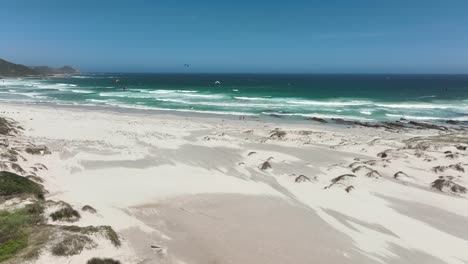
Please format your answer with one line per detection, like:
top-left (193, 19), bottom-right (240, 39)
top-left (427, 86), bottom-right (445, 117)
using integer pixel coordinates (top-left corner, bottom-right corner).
top-left (1, 74), bottom-right (467, 122)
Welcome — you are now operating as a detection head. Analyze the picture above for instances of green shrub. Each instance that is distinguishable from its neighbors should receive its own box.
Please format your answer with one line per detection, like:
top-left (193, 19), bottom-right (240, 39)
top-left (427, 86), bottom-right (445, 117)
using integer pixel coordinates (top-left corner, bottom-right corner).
top-left (0, 171), bottom-right (44, 200)
top-left (50, 207), bottom-right (80, 222)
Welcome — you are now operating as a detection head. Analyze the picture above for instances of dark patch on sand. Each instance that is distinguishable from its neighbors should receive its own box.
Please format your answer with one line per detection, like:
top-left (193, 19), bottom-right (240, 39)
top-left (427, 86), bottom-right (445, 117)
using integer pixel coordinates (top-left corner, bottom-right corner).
top-left (323, 209), bottom-right (399, 238)
top-left (377, 194), bottom-right (468, 242)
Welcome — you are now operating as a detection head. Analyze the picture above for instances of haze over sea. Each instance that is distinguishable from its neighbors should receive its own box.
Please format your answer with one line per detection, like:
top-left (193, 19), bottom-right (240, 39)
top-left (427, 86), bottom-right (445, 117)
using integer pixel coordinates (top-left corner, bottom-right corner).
top-left (1, 74), bottom-right (467, 122)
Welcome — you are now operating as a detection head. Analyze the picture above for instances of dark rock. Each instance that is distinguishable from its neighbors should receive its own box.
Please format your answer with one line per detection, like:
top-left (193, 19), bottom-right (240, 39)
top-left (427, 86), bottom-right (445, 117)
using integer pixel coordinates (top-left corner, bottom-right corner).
top-left (307, 117), bottom-right (327, 123)
top-left (408, 121), bottom-right (448, 131)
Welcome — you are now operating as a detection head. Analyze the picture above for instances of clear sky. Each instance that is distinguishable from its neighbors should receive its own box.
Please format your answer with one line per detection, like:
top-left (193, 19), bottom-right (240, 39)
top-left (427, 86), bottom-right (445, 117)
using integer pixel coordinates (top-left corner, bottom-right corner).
top-left (1, 0), bottom-right (468, 73)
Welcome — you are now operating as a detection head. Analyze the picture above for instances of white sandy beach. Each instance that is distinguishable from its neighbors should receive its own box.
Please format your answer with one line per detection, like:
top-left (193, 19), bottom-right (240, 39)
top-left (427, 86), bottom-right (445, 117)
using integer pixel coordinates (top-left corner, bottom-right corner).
top-left (1, 102), bottom-right (468, 264)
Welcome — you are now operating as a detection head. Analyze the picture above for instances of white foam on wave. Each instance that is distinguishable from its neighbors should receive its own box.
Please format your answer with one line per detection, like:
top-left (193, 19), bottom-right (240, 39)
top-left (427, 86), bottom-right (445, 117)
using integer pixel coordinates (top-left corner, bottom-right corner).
top-left (0, 91), bottom-right (49, 100)
top-left (155, 98), bottom-right (279, 108)
top-left (98, 92), bottom-right (154, 99)
top-left (85, 99), bottom-right (110, 103)
top-left (376, 103), bottom-right (451, 109)
top-left (177, 90), bottom-right (198, 93)
top-left (147, 90), bottom-right (175, 94)
top-left (71, 89), bottom-right (94, 94)
top-left (145, 89), bottom-right (198, 94)
top-left (287, 100), bottom-right (370, 106)
top-left (57, 83), bottom-right (77, 87)
top-left (179, 93), bottom-right (225, 99)
top-left (234, 96), bottom-right (269, 101)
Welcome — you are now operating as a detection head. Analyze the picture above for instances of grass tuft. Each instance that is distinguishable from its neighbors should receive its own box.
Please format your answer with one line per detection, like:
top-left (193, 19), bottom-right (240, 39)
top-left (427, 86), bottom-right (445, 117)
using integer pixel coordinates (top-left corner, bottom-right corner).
top-left (0, 203), bottom-right (45, 262)
top-left (50, 207), bottom-right (81, 222)
top-left (61, 225), bottom-right (121, 247)
top-left (51, 234), bottom-right (96, 256)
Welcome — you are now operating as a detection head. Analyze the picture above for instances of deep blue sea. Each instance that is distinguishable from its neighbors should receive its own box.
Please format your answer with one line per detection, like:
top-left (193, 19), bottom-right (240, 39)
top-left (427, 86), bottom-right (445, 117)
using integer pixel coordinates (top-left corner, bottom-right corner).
top-left (1, 73), bottom-right (467, 122)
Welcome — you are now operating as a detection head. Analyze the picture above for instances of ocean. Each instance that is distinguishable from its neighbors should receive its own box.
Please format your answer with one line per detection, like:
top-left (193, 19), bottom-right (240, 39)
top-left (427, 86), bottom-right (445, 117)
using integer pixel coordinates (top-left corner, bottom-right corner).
top-left (1, 73), bottom-right (467, 122)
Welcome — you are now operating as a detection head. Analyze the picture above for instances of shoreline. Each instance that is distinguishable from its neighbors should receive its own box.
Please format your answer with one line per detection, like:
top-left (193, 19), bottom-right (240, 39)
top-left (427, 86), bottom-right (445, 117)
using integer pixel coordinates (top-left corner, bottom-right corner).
top-left (2, 101), bottom-right (466, 131)
top-left (2, 74), bottom-right (468, 125)
top-left (0, 102), bottom-right (467, 263)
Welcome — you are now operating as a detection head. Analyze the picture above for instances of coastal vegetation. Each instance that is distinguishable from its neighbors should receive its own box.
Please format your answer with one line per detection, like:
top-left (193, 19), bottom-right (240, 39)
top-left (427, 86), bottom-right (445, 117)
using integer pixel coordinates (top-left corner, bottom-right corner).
top-left (0, 116), bottom-right (121, 263)
top-left (51, 234), bottom-right (96, 256)
top-left (0, 203), bottom-right (46, 262)
top-left (0, 59), bottom-right (38, 77)
top-left (0, 171), bottom-right (44, 200)
top-left (61, 225), bottom-right (121, 247)
top-left (50, 206), bottom-right (81, 222)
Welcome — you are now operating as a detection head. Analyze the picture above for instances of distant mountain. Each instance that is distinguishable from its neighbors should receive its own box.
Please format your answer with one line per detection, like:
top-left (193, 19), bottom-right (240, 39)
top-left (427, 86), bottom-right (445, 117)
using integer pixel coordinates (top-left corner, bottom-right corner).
top-left (0, 58), bottom-right (39, 77)
top-left (29, 65), bottom-right (80, 75)
top-left (0, 58), bottom-right (80, 77)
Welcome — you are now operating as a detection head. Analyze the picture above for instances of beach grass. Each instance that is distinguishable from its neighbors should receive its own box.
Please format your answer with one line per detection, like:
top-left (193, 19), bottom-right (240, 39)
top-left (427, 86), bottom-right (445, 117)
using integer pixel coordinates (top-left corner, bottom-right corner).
top-left (0, 204), bottom-right (45, 262)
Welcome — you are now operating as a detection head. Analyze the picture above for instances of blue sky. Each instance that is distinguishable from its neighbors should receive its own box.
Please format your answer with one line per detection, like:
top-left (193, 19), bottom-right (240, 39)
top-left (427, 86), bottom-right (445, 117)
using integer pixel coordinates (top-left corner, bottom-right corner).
top-left (1, 0), bottom-right (468, 73)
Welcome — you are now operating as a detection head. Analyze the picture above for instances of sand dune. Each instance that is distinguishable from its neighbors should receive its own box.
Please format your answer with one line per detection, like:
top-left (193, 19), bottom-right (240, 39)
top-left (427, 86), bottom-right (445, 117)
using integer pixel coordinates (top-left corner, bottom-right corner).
top-left (0, 103), bottom-right (467, 264)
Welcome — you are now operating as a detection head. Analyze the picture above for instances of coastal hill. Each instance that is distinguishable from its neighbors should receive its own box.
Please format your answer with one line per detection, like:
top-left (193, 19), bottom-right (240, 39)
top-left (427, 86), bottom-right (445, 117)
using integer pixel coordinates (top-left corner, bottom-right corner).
top-left (29, 65), bottom-right (80, 75)
top-left (0, 58), bottom-right (79, 77)
top-left (0, 58), bottom-right (38, 77)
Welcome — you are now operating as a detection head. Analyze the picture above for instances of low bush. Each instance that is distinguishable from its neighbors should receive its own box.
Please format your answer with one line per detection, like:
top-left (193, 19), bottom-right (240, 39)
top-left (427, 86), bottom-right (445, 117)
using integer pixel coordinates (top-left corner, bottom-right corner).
top-left (50, 207), bottom-right (81, 222)
top-left (0, 171), bottom-right (44, 200)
